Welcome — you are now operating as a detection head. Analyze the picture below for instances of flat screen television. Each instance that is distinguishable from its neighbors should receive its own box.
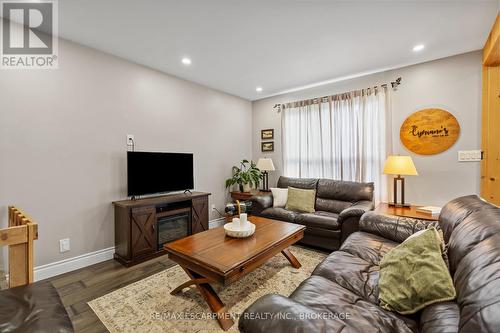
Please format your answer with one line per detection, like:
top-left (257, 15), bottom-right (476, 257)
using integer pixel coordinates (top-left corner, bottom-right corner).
top-left (127, 151), bottom-right (194, 196)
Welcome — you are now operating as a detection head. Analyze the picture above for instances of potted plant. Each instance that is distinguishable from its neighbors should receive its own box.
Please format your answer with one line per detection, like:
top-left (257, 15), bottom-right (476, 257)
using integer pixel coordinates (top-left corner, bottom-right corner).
top-left (225, 159), bottom-right (262, 192)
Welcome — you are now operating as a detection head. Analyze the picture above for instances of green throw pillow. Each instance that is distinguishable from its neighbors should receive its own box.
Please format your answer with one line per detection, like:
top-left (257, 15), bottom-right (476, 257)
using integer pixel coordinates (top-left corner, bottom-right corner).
top-left (379, 228), bottom-right (456, 315)
top-left (285, 187), bottom-right (316, 213)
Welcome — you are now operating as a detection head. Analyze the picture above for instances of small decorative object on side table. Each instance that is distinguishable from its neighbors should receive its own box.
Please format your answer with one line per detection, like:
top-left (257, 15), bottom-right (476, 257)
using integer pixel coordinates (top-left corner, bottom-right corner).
top-left (383, 155), bottom-right (418, 207)
top-left (375, 203), bottom-right (439, 221)
top-left (256, 158), bottom-right (275, 192)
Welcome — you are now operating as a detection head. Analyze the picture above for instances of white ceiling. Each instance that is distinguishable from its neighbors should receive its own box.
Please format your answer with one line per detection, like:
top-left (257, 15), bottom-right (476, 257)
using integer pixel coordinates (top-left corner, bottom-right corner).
top-left (43, 1), bottom-right (500, 100)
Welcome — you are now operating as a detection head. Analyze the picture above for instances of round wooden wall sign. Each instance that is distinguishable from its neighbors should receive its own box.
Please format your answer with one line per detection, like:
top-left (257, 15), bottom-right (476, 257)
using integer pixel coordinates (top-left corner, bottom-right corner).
top-left (400, 108), bottom-right (460, 155)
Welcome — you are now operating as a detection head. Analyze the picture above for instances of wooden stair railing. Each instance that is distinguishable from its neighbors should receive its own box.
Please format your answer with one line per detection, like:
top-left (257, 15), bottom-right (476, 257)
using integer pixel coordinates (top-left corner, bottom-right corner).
top-left (0, 206), bottom-right (38, 288)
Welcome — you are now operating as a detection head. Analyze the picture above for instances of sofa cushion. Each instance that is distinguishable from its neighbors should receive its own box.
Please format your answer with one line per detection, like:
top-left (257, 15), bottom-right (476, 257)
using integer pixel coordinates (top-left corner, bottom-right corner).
top-left (238, 294), bottom-right (332, 333)
top-left (312, 231), bottom-right (399, 305)
top-left (449, 208), bottom-right (500, 333)
top-left (438, 195), bottom-right (489, 243)
top-left (301, 228), bottom-right (341, 251)
top-left (445, 199), bottom-right (499, 273)
top-left (295, 211), bottom-right (340, 230)
top-left (360, 212), bottom-right (439, 244)
top-left (419, 301), bottom-right (460, 333)
top-left (315, 179), bottom-right (374, 213)
top-left (261, 207), bottom-right (299, 222)
top-left (277, 176), bottom-right (318, 190)
top-left (340, 231), bottom-right (398, 265)
top-left (270, 187), bottom-right (288, 207)
top-left (379, 228), bottom-right (456, 315)
top-left (312, 250), bottom-right (380, 303)
top-left (317, 179), bottom-right (374, 202)
top-left (0, 282), bottom-right (73, 333)
top-left (290, 275), bottom-right (418, 333)
top-left (315, 197), bottom-right (352, 214)
top-left (285, 187), bottom-right (316, 213)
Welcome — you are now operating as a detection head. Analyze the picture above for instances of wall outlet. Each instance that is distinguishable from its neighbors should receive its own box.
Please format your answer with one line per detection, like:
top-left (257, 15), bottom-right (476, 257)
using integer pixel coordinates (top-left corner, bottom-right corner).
top-left (211, 204), bottom-right (216, 211)
top-left (458, 150), bottom-right (482, 162)
top-left (59, 238), bottom-right (70, 253)
top-left (126, 134), bottom-right (135, 146)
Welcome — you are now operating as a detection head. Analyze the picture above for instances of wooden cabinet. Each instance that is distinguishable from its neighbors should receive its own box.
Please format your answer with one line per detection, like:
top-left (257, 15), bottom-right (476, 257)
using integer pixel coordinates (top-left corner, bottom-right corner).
top-left (191, 197), bottom-right (209, 234)
top-left (130, 206), bottom-right (157, 257)
top-left (481, 12), bottom-right (500, 205)
top-left (113, 191), bottom-right (210, 267)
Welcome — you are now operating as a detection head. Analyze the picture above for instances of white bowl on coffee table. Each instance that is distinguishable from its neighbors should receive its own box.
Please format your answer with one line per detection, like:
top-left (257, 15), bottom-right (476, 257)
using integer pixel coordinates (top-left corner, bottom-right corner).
top-left (224, 221), bottom-right (255, 238)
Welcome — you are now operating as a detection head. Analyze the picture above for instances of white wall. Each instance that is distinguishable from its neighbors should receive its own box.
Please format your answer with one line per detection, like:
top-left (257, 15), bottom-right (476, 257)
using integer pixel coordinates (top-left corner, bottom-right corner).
top-left (252, 51), bottom-right (482, 206)
top-left (0, 31), bottom-right (252, 267)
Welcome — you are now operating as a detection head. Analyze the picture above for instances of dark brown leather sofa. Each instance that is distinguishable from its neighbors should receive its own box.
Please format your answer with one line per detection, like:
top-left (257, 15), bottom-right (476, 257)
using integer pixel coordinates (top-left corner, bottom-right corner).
top-left (250, 176), bottom-right (374, 250)
top-left (239, 195), bottom-right (500, 333)
top-left (0, 282), bottom-right (73, 333)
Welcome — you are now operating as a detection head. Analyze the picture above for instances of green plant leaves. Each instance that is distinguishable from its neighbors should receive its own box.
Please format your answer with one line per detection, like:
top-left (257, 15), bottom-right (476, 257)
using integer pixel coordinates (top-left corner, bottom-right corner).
top-left (225, 159), bottom-right (263, 189)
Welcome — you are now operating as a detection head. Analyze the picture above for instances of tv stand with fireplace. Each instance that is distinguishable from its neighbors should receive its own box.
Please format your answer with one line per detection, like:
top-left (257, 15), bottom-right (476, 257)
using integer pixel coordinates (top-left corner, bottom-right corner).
top-left (113, 191), bottom-right (210, 267)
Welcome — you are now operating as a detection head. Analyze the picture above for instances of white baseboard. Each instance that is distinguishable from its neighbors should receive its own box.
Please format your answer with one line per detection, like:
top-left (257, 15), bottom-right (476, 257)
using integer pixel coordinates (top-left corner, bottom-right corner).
top-left (34, 246), bottom-right (116, 282)
top-left (209, 217), bottom-right (225, 229)
top-left (18, 218), bottom-right (227, 281)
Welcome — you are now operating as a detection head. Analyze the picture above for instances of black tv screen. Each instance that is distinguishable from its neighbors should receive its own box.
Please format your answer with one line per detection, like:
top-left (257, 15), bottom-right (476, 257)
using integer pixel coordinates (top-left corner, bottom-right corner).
top-left (127, 151), bottom-right (194, 196)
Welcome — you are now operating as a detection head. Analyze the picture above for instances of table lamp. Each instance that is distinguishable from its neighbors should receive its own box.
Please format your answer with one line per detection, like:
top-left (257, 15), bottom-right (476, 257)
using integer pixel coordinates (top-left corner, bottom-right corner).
top-left (383, 155), bottom-right (418, 207)
top-left (256, 158), bottom-right (275, 192)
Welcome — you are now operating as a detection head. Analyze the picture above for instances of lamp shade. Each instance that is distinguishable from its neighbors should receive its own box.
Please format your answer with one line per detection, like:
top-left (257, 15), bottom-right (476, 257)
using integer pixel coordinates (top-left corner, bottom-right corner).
top-left (383, 156), bottom-right (418, 176)
top-left (256, 158), bottom-right (275, 171)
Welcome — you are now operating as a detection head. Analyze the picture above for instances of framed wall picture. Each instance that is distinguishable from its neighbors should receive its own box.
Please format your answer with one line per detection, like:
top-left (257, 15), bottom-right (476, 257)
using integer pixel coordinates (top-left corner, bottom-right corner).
top-left (261, 129), bottom-right (274, 140)
top-left (261, 141), bottom-right (274, 152)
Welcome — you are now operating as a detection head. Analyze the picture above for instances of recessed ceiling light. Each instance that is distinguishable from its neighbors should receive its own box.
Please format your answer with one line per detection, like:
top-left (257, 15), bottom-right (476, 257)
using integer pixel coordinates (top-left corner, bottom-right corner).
top-left (256, 87), bottom-right (263, 92)
top-left (181, 57), bottom-right (192, 65)
top-left (412, 44), bottom-right (425, 52)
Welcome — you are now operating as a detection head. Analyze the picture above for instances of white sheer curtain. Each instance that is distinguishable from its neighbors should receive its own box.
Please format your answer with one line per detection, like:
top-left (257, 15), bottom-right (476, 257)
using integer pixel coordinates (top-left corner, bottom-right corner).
top-left (281, 87), bottom-right (392, 204)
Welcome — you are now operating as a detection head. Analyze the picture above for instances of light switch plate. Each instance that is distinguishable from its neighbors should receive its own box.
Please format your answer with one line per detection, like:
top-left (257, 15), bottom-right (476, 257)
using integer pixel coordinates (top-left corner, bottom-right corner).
top-left (458, 150), bottom-right (482, 162)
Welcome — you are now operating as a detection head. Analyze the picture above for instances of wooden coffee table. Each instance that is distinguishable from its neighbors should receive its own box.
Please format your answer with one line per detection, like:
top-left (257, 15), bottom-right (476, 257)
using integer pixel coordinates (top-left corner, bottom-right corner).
top-left (164, 216), bottom-right (305, 331)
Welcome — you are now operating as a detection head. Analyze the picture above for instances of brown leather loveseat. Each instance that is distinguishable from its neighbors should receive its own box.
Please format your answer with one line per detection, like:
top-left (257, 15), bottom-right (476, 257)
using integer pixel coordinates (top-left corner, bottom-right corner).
top-left (239, 195), bottom-right (500, 332)
top-left (250, 176), bottom-right (374, 251)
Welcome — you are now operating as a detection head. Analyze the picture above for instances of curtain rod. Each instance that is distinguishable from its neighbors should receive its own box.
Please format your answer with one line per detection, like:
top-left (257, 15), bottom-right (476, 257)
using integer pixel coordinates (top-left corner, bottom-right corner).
top-left (273, 77), bottom-right (401, 111)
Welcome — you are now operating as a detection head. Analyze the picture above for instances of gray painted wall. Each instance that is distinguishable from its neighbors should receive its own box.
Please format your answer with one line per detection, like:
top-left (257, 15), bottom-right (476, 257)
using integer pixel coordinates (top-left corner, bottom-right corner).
top-left (252, 51), bottom-right (482, 206)
top-left (0, 35), bottom-right (252, 267)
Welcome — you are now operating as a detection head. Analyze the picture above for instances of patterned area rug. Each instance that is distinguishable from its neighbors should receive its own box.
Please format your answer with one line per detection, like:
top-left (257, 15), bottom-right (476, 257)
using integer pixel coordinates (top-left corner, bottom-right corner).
top-left (88, 246), bottom-right (327, 333)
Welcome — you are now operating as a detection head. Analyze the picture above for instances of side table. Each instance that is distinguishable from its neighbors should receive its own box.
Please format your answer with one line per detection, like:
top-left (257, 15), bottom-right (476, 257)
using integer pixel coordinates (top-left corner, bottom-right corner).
top-left (374, 203), bottom-right (439, 221)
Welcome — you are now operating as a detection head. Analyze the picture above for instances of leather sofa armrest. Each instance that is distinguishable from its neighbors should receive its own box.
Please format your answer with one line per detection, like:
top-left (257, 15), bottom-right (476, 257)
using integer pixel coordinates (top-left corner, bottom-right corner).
top-left (359, 211), bottom-right (439, 243)
top-left (239, 294), bottom-right (325, 333)
top-left (248, 193), bottom-right (273, 215)
top-left (338, 200), bottom-right (374, 224)
top-left (338, 200), bottom-right (374, 244)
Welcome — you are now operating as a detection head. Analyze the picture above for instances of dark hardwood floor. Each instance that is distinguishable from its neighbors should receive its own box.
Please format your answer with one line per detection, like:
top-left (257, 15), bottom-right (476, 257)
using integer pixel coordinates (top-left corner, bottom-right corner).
top-left (44, 255), bottom-right (176, 332)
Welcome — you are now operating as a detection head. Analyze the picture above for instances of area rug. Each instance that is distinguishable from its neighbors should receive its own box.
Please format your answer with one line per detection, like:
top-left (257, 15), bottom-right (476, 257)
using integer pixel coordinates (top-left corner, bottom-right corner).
top-left (88, 246), bottom-right (327, 333)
